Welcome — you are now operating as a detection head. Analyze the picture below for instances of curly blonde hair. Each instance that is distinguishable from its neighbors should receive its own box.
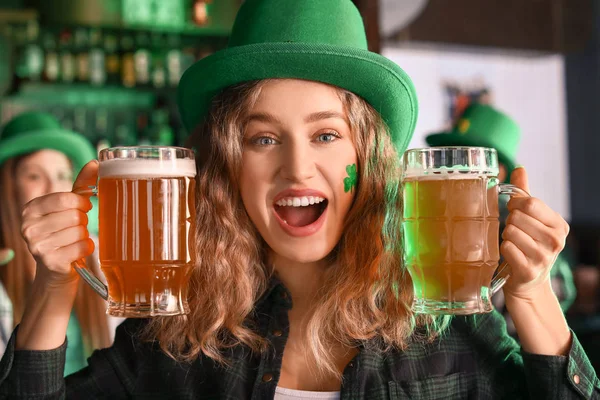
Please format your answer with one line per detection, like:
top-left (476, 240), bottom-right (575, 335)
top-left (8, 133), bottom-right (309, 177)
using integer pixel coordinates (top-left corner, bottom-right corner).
top-left (146, 79), bottom-right (448, 379)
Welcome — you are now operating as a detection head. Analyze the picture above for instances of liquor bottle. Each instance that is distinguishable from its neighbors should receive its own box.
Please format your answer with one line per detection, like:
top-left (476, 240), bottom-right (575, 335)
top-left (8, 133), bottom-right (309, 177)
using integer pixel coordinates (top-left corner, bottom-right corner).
top-left (74, 28), bottom-right (90, 83)
top-left (192, 0), bottom-right (210, 26)
top-left (73, 28), bottom-right (90, 83)
top-left (18, 20), bottom-right (44, 82)
top-left (150, 32), bottom-right (166, 89)
top-left (151, 60), bottom-right (166, 89)
top-left (134, 32), bottom-right (150, 87)
top-left (42, 31), bottom-right (60, 82)
top-left (166, 34), bottom-right (182, 87)
top-left (120, 33), bottom-right (135, 88)
top-left (89, 28), bottom-right (106, 86)
top-left (59, 29), bottom-right (75, 83)
top-left (104, 32), bottom-right (120, 84)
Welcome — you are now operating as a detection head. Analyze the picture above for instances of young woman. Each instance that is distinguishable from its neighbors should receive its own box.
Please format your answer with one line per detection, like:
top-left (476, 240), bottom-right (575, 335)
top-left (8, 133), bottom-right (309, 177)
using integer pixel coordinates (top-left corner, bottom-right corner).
top-left (0, 112), bottom-right (112, 375)
top-left (0, 1), bottom-right (597, 399)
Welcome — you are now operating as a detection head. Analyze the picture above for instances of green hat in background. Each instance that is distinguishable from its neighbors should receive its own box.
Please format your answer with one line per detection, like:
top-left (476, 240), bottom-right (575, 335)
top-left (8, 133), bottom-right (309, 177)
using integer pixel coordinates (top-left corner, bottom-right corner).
top-left (426, 103), bottom-right (521, 182)
top-left (178, 0), bottom-right (418, 154)
top-left (0, 112), bottom-right (99, 234)
top-left (0, 111), bottom-right (96, 174)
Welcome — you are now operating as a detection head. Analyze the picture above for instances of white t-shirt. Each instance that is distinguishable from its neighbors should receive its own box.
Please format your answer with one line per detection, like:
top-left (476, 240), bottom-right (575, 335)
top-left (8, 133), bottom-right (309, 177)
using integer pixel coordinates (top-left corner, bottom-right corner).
top-left (274, 387), bottom-right (340, 400)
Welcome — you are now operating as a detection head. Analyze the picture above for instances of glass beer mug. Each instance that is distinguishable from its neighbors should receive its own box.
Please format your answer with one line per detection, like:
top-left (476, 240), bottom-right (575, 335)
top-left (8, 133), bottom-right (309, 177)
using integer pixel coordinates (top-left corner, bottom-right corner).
top-left (73, 146), bottom-right (197, 317)
top-left (401, 147), bottom-right (528, 315)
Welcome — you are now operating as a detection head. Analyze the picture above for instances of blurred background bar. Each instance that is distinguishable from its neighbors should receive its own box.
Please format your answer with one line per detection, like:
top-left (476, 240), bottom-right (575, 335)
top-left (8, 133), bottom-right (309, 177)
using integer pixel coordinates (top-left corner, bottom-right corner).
top-left (0, 0), bottom-right (238, 150)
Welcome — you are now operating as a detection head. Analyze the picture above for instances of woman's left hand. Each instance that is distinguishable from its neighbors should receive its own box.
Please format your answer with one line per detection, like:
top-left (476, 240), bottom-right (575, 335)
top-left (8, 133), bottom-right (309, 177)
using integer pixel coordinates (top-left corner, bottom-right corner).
top-left (501, 167), bottom-right (570, 301)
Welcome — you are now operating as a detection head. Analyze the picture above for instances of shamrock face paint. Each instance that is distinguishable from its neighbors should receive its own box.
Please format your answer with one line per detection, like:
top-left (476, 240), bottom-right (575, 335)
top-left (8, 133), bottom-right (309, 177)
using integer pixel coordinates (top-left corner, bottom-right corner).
top-left (344, 164), bottom-right (357, 193)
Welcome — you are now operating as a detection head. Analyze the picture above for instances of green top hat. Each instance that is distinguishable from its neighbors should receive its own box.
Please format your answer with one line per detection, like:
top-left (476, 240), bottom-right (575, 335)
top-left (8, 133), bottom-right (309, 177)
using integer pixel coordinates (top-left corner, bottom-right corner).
top-left (177, 0), bottom-right (418, 155)
top-left (0, 112), bottom-right (96, 174)
top-left (426, 103), bottom-right (521, 181)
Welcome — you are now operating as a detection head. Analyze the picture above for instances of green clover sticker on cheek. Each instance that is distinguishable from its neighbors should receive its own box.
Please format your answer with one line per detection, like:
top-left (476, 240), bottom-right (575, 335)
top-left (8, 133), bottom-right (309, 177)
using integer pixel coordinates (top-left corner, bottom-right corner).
top-left (344, 164), bottom-right (357, 193)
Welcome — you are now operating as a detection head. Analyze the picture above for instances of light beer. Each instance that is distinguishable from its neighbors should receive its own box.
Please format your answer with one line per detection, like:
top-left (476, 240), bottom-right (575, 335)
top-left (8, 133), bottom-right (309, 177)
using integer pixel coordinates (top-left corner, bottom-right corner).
top-left (98, 158), bottom-right (196, 316)
top-left (403, 172), bottom-right (500, 309)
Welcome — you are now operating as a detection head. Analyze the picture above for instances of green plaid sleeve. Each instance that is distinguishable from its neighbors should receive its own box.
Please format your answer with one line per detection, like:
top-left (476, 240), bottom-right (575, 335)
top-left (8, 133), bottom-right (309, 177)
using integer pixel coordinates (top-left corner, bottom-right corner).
top-left (0, 320), bottom-right (140, 399)
top-left (522, 332), bottom-right (600, 399)
top-left (461, 310), bottom-right (600, 399)
top-left (0, 325), bottom-right (67, 399)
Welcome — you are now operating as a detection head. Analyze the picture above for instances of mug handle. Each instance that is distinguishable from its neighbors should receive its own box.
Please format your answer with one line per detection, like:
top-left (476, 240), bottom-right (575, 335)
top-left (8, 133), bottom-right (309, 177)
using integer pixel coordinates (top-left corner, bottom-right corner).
top-left (490, 183), bottom-right (530, 295)
top-left (71, 185), bottom-right (108, 300)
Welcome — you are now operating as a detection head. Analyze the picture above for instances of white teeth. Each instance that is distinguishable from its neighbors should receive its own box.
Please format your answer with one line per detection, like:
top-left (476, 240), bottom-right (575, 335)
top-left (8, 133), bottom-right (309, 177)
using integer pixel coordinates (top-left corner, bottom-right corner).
top-left (275, 196), bottom-right (326, 207)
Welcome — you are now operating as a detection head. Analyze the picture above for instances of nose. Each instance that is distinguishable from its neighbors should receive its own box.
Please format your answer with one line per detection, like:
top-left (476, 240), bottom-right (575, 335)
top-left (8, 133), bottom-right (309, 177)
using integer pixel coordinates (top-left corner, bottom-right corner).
top-left (35, 176), bottom-right (53, 196)
top-left (280, 140), bottom-right (317, 182)
top-left (44, 180), bottom-right (58, 195)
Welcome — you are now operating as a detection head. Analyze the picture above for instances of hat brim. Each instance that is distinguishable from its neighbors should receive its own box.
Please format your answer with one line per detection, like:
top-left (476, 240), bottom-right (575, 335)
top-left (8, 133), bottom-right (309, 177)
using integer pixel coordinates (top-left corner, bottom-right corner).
top-left (0, 129), bottom-right (97, 174)
top-left (425, 132), bottom-right (516, 182)
top-left (177, 42), bottom-right (418, 154)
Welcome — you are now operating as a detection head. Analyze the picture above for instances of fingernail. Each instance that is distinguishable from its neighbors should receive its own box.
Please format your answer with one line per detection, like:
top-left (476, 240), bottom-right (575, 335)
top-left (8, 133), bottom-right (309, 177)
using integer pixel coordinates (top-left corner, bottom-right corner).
top-left (0, 249), bottom-right (15, 266)
top-left (514, 164), bottom-right (525, 169)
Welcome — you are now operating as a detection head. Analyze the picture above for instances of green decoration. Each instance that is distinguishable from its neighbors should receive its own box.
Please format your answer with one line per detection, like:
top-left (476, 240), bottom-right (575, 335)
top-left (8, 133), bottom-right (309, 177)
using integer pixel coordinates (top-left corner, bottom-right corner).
top-left (344, 164), bottom-right (357, 193)
top-left (0, 111), bottom-right (96, 174)
top-left (177, 0), bottom-right (418, 155)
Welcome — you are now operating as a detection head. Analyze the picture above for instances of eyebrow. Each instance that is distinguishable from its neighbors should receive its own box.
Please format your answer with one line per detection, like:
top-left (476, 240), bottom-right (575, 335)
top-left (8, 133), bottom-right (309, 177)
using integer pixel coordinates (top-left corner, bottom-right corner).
top-left (245, 110), bottom-right (348, 125)
top-left (17, 163), bottom-right (43, 172)
top-left (245, 112), bottom-right (283, 125)
top-left (18, 163), bottom-right (72, 174)
top-left (304, 111), bottom-right (348, 124)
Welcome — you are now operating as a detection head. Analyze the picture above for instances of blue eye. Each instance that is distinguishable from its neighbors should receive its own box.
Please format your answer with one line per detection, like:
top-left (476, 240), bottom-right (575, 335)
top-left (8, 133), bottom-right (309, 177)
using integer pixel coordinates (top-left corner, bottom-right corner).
top-left (251, 136), bottom-right (278, 146)
top-left (316, 132), bottom-right (340, 143)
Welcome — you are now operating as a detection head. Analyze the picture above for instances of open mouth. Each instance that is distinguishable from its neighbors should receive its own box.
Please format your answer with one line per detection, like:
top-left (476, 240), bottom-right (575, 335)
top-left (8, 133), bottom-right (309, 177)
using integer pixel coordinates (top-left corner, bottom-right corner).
top-left (274, 196), bottom-right (328, 228)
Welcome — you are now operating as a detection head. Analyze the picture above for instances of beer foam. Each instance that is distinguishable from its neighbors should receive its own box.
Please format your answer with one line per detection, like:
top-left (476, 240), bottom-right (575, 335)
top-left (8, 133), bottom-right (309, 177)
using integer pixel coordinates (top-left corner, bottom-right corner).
top-left (99, 159), bottom-right (196, 178)
top-left (403, 165), bottom-right (498, 179)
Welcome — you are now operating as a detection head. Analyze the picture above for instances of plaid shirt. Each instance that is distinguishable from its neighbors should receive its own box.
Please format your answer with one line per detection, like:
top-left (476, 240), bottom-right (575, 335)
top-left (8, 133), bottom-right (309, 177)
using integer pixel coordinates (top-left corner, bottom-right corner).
top-left (0, 280), bottom-right (598, 399)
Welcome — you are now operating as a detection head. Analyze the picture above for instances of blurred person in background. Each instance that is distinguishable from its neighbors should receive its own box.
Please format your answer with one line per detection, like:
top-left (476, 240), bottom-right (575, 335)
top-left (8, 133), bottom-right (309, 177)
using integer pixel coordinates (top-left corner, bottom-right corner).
top-left (0, 112), bottom-right (112, 374)
top-left (426, 103), bottom-right (576, 334)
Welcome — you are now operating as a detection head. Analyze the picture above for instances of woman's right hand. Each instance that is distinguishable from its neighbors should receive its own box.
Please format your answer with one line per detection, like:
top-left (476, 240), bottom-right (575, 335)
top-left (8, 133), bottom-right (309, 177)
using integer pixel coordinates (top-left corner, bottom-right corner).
top-left (20, 160), bottom-right (98, 286)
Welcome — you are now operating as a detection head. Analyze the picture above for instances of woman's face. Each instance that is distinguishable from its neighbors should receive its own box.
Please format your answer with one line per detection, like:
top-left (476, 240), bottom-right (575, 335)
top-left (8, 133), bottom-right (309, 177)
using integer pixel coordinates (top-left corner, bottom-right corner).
top-left (239, 79), bottom-right (358, 264)
top-left (15, 149), bottom-right (74, 207)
